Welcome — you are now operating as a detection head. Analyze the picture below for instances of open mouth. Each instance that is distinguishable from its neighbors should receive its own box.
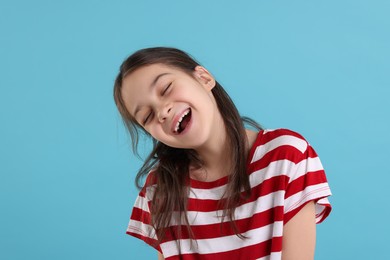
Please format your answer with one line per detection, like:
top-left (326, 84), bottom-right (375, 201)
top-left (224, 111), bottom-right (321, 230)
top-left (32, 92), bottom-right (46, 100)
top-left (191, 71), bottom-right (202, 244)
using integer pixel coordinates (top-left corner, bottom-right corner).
top-left (174, 108), bottom-right (192, 134)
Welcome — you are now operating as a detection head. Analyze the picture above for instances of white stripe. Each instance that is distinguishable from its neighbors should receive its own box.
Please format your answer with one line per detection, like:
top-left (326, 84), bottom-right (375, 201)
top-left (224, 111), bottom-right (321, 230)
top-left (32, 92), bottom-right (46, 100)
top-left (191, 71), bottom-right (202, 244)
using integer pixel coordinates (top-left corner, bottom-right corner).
top-left (256, 252), bottom-right (282, 260)
top-left (127, 219), bottom-right (157, 239)
top-left (144, 185), bottom-right (156, 201)
top-left (189, 183), bottom-right (227, 200)
top-left (133, 195), bottom-right (150, 213)
top-left (189, 157), bottom-right (322, 201)
top-left (288, 156), bottom-right (324, 184)
top-left (284, 183), bottom-right (332, 213)
top-left (161, 221), bottom-right (283, 258)
top-left (315, 197), bottom-right (331, 223)
top-left (170, 191), bottom-right (285, 226)
top-left (189, 159), bottom-right (295, 200)
top-left (248, 157), bottom-right (322, 194)
top-left (251, 135), bottom-right (308, 164)
top-left (255, 156), bottom-right (322, 183)
top-left (269, 252), bottom-right (283, 260)
top-left (249, 160), bottom-right (295, 187)
top-left (144, 149), bottom-right (321, 202)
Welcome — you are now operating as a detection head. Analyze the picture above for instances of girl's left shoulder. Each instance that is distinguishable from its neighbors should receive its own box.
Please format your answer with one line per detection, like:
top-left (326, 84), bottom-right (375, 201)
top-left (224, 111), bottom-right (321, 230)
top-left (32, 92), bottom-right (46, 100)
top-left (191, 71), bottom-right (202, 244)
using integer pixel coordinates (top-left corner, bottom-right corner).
top-left (249, 128), bottom-right (316, 163)
top-left (261, 128), bottom-right (308, 141)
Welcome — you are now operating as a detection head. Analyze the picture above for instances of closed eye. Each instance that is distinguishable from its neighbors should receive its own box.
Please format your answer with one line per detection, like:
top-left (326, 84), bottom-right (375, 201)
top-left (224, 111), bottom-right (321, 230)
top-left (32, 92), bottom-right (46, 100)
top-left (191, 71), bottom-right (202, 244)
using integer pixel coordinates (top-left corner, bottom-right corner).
top-left (143, 112), bottom-right (153, 125)
top-left (162, 83), bottom-right (172, 96)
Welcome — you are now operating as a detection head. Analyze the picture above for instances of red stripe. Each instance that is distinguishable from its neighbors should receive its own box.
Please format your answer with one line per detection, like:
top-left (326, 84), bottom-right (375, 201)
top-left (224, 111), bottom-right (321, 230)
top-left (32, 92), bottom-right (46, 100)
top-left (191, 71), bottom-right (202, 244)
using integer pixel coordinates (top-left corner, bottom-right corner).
top-left (284, 198), bottom-right (331, 224)
top-left (139, 188), bottom-right (147, 198)
top-left (190, 175), bottom-right (229, 189)
top-left (261, 128), bottom-right (306, 144)
top-left (285, 170), bottom-right (328, 198)
top-left (248, 144), bottom-right (308, 174)
top-left (165, 237), bottom-right (283, 260)
top-left (187, 175), bottom-right (288, 212)
top-left (191, 142), bottom-right (301, 190)
top-left (306, 145), bottom-right (319, 158)
top-left (130, 207), bottom-right (151, 225)
top-left (161, 206), bottom-right (284, 241)
top-left (316, 202), bottom-right (332, 223)
top-left (145, 171), bottom-right (158, 185)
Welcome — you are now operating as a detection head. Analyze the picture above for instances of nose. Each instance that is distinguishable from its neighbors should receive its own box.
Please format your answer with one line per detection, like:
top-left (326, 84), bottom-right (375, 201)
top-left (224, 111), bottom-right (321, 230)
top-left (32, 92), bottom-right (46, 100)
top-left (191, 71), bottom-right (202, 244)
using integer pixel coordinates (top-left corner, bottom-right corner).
top-left (157, 103), bottom-right (172, 123)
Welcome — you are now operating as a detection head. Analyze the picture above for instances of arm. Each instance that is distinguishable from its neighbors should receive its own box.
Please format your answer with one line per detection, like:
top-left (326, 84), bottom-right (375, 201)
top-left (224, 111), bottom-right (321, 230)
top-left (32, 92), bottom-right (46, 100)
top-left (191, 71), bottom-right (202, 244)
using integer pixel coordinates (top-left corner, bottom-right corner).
top-left (158, 252), bottom-right (165, 260)
top-left (282, 201), bottom-right (316, 260)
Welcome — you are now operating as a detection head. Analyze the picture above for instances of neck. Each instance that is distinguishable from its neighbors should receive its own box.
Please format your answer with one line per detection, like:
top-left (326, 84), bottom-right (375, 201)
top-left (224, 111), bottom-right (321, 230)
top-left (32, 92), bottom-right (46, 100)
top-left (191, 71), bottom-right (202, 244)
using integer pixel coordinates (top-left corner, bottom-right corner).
top-left (191, 127), bottom-right (258, 182)
top-left (190, 110), bottom-right (233, 182)
top-left (196, 133), bottom-right (231, 180)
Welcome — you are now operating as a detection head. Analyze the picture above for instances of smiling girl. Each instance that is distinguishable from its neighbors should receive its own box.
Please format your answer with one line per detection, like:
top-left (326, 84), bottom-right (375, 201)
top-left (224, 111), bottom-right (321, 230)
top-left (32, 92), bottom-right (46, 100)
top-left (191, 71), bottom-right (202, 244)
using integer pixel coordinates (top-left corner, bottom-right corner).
top-left (114, 47), bottom-right (332, 260)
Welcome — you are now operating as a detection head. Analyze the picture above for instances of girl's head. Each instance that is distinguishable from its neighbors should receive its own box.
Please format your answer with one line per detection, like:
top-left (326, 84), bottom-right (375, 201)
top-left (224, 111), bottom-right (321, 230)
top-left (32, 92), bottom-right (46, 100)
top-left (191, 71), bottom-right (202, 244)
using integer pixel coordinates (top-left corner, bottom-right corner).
top-left (114, 47), bottom-right (244, 155)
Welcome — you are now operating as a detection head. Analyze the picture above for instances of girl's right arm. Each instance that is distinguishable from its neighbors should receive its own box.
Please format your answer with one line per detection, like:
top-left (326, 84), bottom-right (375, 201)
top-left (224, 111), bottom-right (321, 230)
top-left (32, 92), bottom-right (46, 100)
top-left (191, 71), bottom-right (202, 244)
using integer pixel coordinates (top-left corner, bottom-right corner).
top-left (282, 201), bottom-right (316, 260)
top-left (158, 252), bottom-right (165, 260)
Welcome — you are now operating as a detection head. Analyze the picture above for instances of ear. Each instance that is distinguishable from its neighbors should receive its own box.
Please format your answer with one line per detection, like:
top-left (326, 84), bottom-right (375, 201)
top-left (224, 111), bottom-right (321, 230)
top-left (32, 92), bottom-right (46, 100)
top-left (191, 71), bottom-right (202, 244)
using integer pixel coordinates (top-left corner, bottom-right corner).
top-left (193, 66), bottom-right (216, 91)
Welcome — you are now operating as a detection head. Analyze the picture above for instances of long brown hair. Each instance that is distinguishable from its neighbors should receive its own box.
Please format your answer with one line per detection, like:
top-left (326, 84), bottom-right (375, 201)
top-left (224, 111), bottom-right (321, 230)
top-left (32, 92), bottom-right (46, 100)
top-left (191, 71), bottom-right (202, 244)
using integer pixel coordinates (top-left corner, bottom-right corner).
top-left (114, 47), bottom-right (261, 245)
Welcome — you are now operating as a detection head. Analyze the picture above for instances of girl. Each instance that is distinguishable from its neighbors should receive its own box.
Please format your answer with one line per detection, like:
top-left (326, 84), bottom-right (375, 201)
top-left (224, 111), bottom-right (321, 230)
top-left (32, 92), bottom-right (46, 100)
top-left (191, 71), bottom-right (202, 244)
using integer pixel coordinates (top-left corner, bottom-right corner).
top-left (114, 47), bottom-right (331, 260)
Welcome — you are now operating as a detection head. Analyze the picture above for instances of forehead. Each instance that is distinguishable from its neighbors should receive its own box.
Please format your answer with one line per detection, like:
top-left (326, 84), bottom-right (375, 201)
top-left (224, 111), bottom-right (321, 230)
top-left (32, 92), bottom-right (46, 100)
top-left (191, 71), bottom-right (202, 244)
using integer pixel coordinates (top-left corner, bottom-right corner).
top-left (124, 63), bottom-right (171, 84)
top-left (123, 63), bottom-right (192, 90)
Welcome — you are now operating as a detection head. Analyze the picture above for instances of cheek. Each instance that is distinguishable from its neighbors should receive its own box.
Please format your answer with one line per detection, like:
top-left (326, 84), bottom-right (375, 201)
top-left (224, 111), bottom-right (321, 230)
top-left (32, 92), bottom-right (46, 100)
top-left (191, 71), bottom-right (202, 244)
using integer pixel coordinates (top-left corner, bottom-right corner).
top-left (147, 126), bottom-right (164, 140)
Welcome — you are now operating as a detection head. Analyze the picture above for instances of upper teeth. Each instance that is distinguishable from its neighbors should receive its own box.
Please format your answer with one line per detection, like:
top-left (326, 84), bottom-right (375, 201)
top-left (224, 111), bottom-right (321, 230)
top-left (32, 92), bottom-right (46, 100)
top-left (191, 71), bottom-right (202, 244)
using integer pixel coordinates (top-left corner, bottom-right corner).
top-left (175, 109), bottom-right (190, 132)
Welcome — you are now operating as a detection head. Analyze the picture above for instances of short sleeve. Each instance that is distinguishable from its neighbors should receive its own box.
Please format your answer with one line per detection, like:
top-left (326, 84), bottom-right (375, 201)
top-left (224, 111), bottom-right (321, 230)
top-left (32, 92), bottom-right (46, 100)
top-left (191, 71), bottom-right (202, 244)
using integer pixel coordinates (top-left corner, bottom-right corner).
top-left (126, 174), bottom-right (161, 253)
top-left (283, 131), bottom-right (332, 224)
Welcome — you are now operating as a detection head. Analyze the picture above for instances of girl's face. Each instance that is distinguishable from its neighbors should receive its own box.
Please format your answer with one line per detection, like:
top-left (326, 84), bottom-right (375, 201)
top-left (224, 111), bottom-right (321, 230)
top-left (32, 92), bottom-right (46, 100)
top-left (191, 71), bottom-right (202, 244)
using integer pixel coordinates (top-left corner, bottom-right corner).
top-left (121, 64), bottom-right (223, 150)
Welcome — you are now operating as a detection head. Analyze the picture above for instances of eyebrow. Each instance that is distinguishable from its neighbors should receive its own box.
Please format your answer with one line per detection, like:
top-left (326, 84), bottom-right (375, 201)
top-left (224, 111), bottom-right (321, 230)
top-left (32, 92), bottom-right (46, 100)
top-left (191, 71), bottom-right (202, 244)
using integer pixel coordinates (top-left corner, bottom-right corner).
top-left (133, 73), bottom-right (171, 117)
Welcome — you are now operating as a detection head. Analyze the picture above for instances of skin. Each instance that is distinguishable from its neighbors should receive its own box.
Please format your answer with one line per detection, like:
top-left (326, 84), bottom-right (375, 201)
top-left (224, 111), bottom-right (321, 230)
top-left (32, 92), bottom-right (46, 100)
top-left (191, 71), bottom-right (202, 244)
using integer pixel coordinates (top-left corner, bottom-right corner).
top-left (282, 202), bottom-right (316, 260)
top-left (121, 64), bottom-right (316, 259)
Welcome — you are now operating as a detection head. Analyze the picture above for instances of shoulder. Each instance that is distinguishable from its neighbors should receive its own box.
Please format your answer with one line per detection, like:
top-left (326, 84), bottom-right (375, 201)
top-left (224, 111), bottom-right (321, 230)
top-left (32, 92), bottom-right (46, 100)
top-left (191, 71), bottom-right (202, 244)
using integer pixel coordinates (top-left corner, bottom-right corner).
top-left (261, 128), bottom-right (308, 152)
top-left (138, 170), bottom-right (158, 200)
top-left (250, 128), bottom-right (310, 164)
top-left (144, 170), bottom-right (158, 187)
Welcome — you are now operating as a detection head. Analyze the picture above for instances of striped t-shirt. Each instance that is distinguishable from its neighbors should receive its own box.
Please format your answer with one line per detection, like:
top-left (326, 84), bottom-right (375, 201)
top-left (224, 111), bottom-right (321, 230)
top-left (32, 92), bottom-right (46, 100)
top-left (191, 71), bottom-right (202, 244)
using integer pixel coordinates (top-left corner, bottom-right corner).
top-left (127, 129), bottom-right (332, 259)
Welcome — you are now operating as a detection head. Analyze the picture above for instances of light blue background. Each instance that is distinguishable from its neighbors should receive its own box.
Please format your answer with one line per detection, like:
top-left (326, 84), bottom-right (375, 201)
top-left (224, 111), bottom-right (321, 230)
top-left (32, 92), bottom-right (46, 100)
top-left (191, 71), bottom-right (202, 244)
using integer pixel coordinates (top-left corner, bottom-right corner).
top-left (1, 0), bottom-right (389, 259)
